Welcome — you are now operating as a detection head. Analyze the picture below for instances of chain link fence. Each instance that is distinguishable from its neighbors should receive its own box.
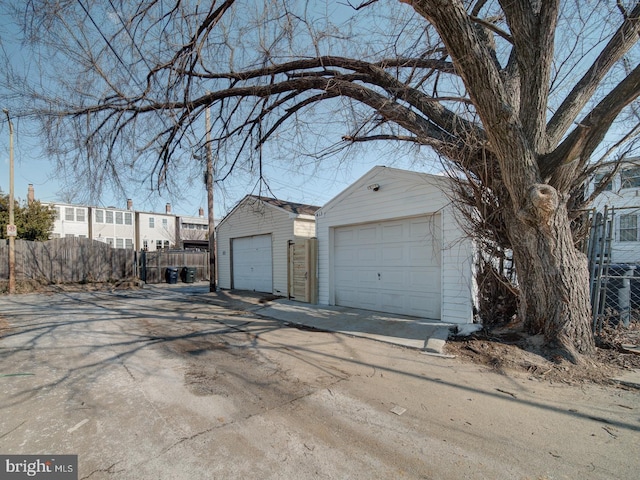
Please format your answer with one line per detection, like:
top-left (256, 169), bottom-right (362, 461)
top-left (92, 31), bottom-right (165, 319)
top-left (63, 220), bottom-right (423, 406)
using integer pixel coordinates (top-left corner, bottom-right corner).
top-left (587, 206), bottom-right (640, 333)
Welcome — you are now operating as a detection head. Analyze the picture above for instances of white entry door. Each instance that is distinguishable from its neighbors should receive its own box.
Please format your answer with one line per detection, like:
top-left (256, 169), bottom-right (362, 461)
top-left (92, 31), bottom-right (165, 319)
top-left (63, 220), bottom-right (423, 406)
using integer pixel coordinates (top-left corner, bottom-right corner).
top-left (333, 215), bottom-right (441, 318)
top-left (232, 234), bottom-right (273, 292)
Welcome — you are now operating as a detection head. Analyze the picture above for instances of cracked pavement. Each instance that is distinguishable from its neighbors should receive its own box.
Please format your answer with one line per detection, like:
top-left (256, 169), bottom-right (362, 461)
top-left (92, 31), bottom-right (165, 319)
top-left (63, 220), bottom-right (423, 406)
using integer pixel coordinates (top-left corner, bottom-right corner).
top-left (1, 284), bottom-right (639, 479)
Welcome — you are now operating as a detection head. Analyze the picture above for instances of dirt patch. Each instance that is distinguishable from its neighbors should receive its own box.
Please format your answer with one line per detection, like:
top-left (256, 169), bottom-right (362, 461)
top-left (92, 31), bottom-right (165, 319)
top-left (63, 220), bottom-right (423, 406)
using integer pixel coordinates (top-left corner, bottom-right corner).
top-left (0, 279), bottom-right (142, 294)
top-left (445, 320), bottom-right (640, 385)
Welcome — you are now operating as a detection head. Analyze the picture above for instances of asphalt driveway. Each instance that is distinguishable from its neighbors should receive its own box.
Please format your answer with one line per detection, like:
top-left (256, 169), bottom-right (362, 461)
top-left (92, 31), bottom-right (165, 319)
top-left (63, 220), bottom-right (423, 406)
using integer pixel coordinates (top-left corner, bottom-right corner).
top-left (1, 283), bottom-right (639, 479)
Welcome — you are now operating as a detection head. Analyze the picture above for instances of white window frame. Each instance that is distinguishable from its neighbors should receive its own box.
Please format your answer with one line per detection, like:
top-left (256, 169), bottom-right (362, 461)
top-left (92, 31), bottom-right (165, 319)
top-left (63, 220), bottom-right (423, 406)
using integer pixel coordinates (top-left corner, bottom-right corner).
top-left (619, 214), bottom-right (639, 242)
top-left (594, 172), bottom-right (613, 192)
top-left (621, 168), bottom-right (640, 189)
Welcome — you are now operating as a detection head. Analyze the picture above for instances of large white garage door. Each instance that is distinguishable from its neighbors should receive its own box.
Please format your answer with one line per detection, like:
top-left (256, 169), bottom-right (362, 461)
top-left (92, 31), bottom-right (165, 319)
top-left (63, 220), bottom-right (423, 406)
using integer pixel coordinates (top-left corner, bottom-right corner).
top-left (232, 234), bottom-right (273, 292)
top-left (333, 216), bottom-right (441, 318)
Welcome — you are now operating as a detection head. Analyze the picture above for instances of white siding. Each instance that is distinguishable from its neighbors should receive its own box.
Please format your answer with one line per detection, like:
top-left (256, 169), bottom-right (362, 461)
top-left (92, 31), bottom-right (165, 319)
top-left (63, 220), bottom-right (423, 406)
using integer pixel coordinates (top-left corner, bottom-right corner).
top-left (591, 174), bottom-right (640, 264)
top-left (316, 166), bottom-right (474, 324)
top-left (51, 203), bottom-right (90, 238)
top-left (293, 216), bottom-right (316, 238)
top-left (217, 199), bottom-right (294, 295)
top-left (137, 212), bottom-right (177, 251)
top-left (92, 208), bottom-right (136, 247)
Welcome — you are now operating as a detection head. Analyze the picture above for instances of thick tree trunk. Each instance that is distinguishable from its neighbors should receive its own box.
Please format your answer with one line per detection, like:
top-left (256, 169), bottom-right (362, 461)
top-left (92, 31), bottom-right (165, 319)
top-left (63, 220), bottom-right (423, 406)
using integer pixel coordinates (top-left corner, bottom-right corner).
top-left (508, 184), bottom-right (595, 362)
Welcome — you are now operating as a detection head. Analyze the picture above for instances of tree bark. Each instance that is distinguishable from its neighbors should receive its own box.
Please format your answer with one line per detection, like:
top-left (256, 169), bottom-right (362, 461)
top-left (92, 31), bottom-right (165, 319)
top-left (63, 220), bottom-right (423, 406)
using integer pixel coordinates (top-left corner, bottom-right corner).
top-left (509, 184), bottom-right (594, 362)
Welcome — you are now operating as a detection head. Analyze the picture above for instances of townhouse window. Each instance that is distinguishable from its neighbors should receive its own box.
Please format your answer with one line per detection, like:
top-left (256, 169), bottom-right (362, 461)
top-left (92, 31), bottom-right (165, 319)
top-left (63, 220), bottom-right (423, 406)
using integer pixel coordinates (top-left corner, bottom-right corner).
top-left (142, 240), bottom-right (148, 251)
top-left (76, 208), bottom-right (85, 222)
top-left (124, 212), bottom-right (132, 225)
top-left (125, 239), bottom-right (133, 249)
top-left (115, 211), bottom-right (123, 225)
top-left (65, 207), bottom-right (74, 221)
top-left (95, 210), bottom-right (104, 223)
top-left (105, 210), bottom-right (114, 223)
top-left (163, 240), bottom-right (170, 249)
top-left (156, 240), bottom-right (163, 250)
top-left (620, 168), bottom-right (640, 189)
top-left (116, 238), bottom-right (124, 249)
top-left (594, 172), bottom-right (613, 192)
top-left (149, 217), bottom-right (155, 228)
top-left (106, 237), bottom-right (114, 246)
top-left (619, 214), bottom-right (638, 242)
top-left (162, 218), bottom-right (168, 228)
top-left (54, 207), bottom-right (60, 220)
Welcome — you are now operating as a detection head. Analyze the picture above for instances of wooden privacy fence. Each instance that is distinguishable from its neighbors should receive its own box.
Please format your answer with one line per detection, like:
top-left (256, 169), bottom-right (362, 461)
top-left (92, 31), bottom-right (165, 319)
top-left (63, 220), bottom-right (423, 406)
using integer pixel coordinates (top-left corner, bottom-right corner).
top-left (0, 237), bottom-right (135, 283)
top-left (139, 250), bottom-right (209, 284)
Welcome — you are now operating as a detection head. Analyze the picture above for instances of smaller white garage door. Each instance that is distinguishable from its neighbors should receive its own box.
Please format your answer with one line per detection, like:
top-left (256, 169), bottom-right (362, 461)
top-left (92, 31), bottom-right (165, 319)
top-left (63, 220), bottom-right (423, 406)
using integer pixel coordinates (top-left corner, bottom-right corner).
top-left (232, 235), bottom-right (273, 292)
top-left (333, 216), bottom-right (441, 318)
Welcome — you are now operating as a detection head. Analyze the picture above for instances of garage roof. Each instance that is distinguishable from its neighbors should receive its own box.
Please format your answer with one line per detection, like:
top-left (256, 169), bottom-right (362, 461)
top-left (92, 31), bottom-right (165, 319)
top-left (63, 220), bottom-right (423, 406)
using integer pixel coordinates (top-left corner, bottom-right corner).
top-left (217, 194), bottom-right (320, 229)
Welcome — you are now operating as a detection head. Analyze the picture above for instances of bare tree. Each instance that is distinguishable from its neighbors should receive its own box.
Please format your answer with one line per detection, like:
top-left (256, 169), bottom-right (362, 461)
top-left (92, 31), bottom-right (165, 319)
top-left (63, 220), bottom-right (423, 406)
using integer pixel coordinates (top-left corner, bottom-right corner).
top-left (4, 0), bottom-right (640, 361)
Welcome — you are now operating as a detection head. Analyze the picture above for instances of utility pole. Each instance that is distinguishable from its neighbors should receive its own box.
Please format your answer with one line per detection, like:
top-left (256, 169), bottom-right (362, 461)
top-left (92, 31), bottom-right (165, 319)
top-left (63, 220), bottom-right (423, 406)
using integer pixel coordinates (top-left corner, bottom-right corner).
top-left (205, 106), bottom-right (216, 292)
top-left (3, 109), bottom-right (15, 294)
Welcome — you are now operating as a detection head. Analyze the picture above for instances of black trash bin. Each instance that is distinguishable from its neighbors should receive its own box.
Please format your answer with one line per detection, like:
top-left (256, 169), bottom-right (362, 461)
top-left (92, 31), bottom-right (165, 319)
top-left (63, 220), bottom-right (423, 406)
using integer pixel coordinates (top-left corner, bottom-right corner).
top-left (165, 266), bottom-right (179, 284)
top-left (181, 266), bottom-right (196, 283)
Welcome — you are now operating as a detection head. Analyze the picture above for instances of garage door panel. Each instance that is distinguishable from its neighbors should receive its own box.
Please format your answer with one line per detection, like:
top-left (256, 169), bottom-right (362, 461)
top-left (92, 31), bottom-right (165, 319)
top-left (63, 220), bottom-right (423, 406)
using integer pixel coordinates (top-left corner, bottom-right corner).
top-left (356, 271), bottom-right (378, 287)
top-left (379, 270), bottom-right (405, 289)
top-left (335, 228), bottom-right (355, 242)
top-left (381, 223), bottom-right (404, 241)
top-left (381, 244), bottom-right (405, 264)
top-left (335, 246), bottom-right (357, 265)
top-left (333, 215), bottom-right (441, 319)
top-left (357, 246), bottom-right (378, 262)
top-left (379, 292), bottom-right (404, 312)
top-left (335, 288), bottom-right (377, 309)
top-left (407, 294), bottom-right (440, 318)
top-left (232, 235), bottom-right (272, 292)
top-left (409, 244), bottom-right (438, 265)
top-left (411, 268), bottom-right (441, 289)
top-left (356, 226), bottom-right (377, 243)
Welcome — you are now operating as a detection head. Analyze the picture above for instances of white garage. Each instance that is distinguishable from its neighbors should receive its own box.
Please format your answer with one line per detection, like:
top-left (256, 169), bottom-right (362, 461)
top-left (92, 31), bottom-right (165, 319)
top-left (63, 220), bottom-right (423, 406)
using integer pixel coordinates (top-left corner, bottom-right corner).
top-left (316, 166), bottom-right (474, 324)
top-left (216, 195), bottom-right (319, 295)
top-left (232, 234), bottom-right (273, 292)
top-left (333, 216), bottom-right (441, 318)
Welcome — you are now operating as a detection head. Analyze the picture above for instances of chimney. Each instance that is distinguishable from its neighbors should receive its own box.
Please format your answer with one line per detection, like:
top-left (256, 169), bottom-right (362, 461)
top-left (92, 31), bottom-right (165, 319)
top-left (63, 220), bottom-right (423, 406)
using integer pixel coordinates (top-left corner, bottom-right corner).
top-left (199, 207), bottom-right (204, 218)
top-left (165, 203), bottom-right (172, 214)
top-left (27, 184), bottom-right (35, 205)
top-left (127, 199), bottom-right (133, 210)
